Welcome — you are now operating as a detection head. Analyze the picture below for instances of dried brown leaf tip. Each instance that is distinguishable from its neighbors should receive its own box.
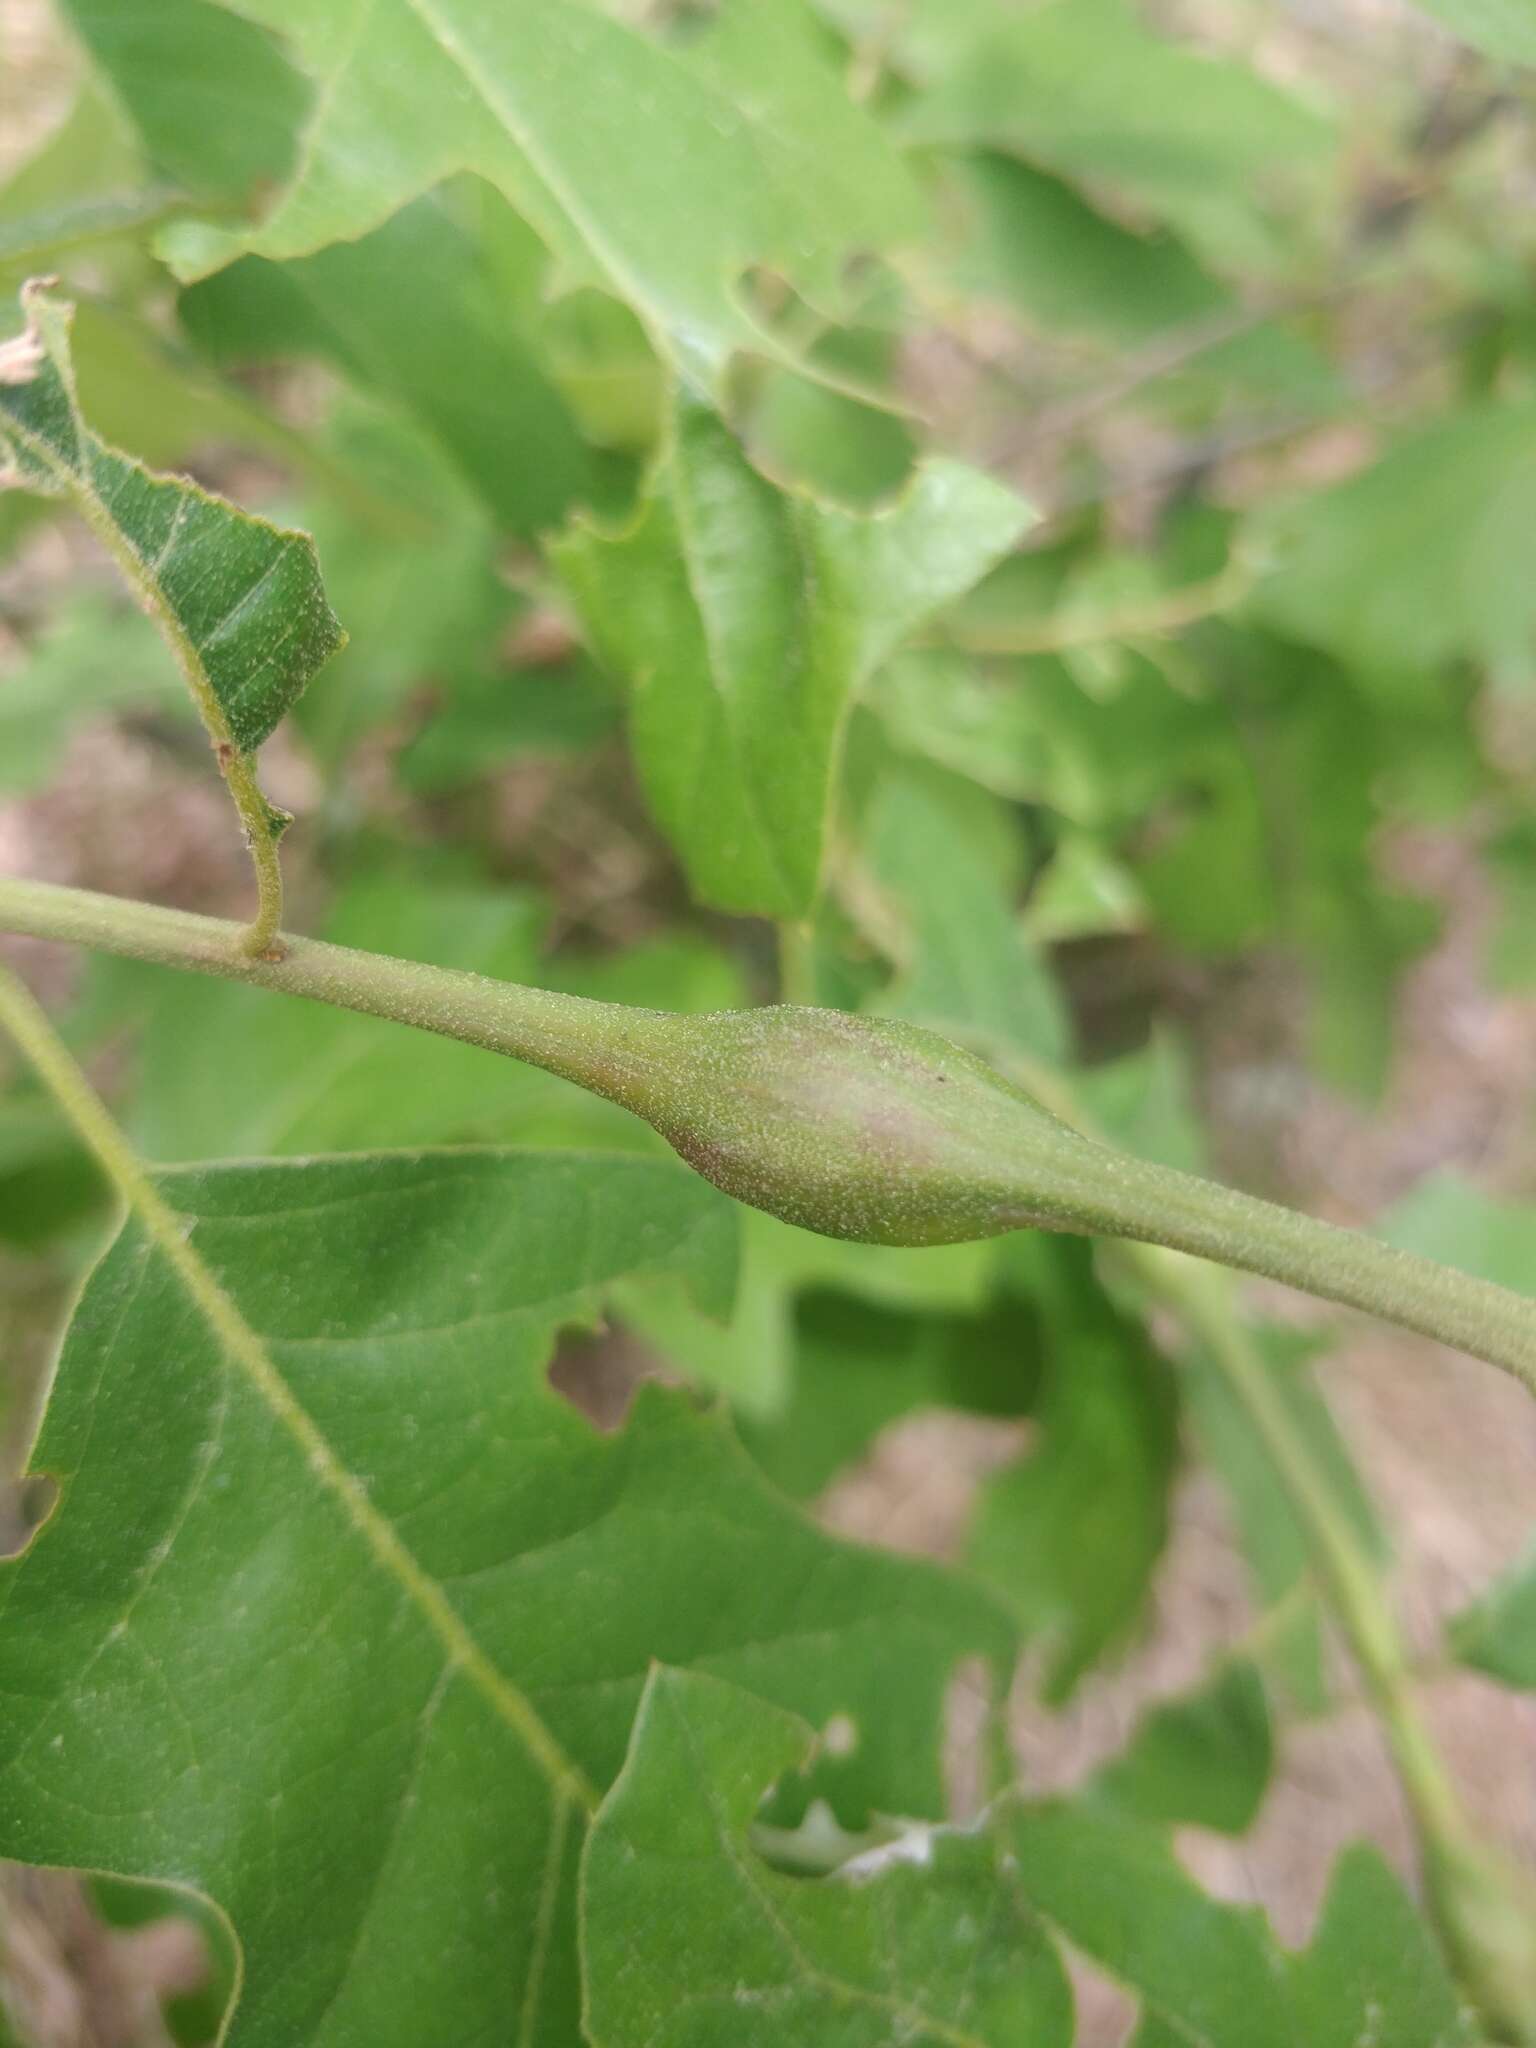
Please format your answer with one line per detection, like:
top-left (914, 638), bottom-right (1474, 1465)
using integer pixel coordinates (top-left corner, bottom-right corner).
top-left (0, 277), bottom-right (54, 386)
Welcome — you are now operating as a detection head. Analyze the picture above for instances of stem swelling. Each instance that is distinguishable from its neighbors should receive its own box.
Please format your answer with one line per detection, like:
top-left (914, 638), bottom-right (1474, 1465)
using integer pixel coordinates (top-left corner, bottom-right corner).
top-left (3, 872), bottom-right (1535, 1397)
top-left (6, 872), bottom-right (1536, 2033)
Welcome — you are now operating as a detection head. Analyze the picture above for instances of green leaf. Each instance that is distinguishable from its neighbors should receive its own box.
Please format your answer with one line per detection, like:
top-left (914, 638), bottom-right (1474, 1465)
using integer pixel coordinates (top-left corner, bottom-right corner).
top-left (1488, 821), bottom-right (1536, 989)
top-left (1383, 1172), bottom-right (1536, 1295)
top-left (870, 647), bottom-right (1060, 805)
top-left (1136, 742), bottom-right (1274, 953)
top-left (0, 594), bottom-right (183, 797)
top-left (1409, 0), bottom-right (1536, 64)
top-left (1088, 1659), bottom-right (1272, 1835)
top-left (1289, 1844), bottom-right (1474, 2047)
top-left (152, 0), bottom-right (924, 393)
top-left (746, 357), bottom-right (919, 510)
top-left (0, 83), bottom-right (144, 231)
top-left (62, 0), bottom-right (311, 207)
top-left (808, 0), bottom-right (1007, 81)
top-left (0, 82), bottom-right (170, 280)
top-left (13, 295), bottom-right (355, 500)
top-left (863, 763), bottom-right (1069, 1064)
top-left (178, 184), bottom-right (592, 535)
top-left (583, 1666), bottom-right (1072, 2048)
top-left (1201, 628), bottom-right (1441, 1096)
top-left (737, 1286), bottom-right (1040, 1501)
top-left (0, 1150), bottom-right (1012, 2043)
top-left (1008, 1800), bottom-right (1296, 2047)
top-left (947, 153), bottom-right (1334, 399)
top-left (951, 152), bottom-right (1231, 345)
top-left (1254, 402), bottom-right (1536, 684)
top-left (0, 188), bottom-right (179, 274)
top-left (397, 654), bottom-right (617, 794)
top-left (0, 1090), bottom-right (102, 1250)
top-left (555, 398), bottom-right (1030, 917)
top-left (612, 1203), bottom-right (1002, 1418)
top-left (1445, 1541), bottom-right (1536, 1689)
top-left (1074, 1036), bottom-right (1205, 1179)
top-left (902, 0), bottom-right (1335, 270)
top-left (286, 402), bottom-right (516, 769)
top-left (0, 283), bottom-right (345, 753)
top-left (1012, 1808), bottom-right (1469, 2046)
top-left (969, 1240), bottom-right (1178, 1701)
top-left (88, 1876), bottom-right (239, 2048)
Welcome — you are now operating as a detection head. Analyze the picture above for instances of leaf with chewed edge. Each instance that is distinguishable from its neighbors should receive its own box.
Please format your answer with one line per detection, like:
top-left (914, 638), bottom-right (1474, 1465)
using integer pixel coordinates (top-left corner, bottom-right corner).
top-left (0, 1150), bottom-right (1012, 2045)
top-left (0, 281), bottom-right (344, 755)
top-left (582, 1666), bottom-right (1072, 2047)
top-left (555, 397), bottom-right (1031, 917)
top-left (149, 0), bottom-right (924, 396)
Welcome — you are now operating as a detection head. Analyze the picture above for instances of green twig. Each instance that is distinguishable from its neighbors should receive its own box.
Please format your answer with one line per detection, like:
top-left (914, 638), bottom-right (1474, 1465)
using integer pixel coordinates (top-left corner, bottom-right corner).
top-left (4, 876), bottom-right (1535, 1397)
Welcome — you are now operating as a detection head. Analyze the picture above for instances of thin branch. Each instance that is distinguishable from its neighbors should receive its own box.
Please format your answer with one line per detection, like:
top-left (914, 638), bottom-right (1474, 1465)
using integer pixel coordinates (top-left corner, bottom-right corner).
top-left (2, 875), bottom-right (1535, 1400)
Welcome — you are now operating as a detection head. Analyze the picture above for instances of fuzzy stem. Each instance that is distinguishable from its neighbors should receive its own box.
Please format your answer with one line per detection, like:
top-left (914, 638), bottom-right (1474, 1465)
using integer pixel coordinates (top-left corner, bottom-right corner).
top-left (1077, 1143), bottom-right (1536, 1399)
top-left (2, 873), bottom-right (1535, 1398)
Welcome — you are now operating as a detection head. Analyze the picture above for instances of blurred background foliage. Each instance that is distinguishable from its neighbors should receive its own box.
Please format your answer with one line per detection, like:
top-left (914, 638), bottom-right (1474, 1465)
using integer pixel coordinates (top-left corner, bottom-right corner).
top-left (3, 0), bottom-right (1536, 2040)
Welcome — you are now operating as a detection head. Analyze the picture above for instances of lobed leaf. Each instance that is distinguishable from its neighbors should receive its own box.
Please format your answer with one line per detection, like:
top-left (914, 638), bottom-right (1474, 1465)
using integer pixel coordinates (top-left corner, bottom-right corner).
top-left (178, 186), bottom-right (592, 535)
top-left (147, 0), bottom-right (924, 394)
top-left (582, 1666), bottom-right (1072, 2048)
top-left (1009, 1800), bottom-right (1295, 2048)
top-left (901, 0), bottom-right (1336, 271)
top-left (0, 1151), bottom-right (1011, 2044)
top-left (555, 398), bottom-right (1030, 918)
top-left (1289, 1844), bottom-right (1475, 2047)
top-left (1009, 1801), bottom-right (1473, 2046)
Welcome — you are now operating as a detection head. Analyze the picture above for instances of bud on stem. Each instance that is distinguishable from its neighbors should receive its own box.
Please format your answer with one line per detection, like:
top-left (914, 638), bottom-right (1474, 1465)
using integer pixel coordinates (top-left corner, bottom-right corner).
top-left (1, 877), bottom-right (1535, 1395)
